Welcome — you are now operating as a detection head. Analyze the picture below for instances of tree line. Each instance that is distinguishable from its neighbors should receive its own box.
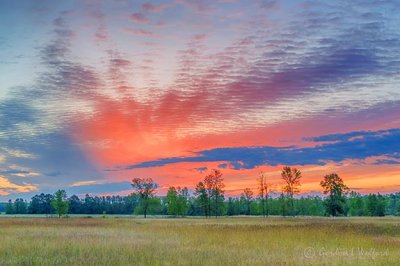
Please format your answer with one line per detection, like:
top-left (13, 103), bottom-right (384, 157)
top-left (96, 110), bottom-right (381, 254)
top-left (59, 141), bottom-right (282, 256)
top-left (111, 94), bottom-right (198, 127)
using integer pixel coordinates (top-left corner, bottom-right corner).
top-left (3, 167), bottom-right (400, 218)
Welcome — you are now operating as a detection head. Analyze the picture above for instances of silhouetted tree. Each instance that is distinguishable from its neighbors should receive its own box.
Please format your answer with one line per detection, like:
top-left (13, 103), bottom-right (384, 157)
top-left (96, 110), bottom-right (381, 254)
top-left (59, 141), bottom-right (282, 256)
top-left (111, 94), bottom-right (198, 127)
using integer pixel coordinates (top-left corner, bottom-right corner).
top-left (131, 178), bottom-right (158, 218)
top-left (320, 173), bottom-right (349, 216)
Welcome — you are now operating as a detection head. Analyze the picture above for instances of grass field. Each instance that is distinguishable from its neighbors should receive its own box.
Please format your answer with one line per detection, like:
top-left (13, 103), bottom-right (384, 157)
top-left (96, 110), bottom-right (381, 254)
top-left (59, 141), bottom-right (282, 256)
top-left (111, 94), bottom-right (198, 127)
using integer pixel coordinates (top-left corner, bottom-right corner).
top-left (0, 216), bottom-right (399, 265)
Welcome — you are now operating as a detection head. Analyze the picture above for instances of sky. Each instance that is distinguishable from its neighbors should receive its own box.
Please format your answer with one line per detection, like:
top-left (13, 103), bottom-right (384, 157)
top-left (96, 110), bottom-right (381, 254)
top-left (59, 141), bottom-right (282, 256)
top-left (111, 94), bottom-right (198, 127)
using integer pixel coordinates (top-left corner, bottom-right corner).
top-left (0, 0), bottom-right (400, 200)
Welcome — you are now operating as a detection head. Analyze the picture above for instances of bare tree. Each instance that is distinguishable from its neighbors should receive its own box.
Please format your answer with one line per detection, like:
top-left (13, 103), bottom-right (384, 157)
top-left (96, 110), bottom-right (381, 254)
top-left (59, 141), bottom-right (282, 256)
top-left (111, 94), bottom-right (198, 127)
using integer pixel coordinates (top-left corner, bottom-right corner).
top-left (258, 172), bottom-right (271, 217)
top-left (242, 188), bottom-right (254, 215)
top-left (281, 166), bottom-right (301, 215)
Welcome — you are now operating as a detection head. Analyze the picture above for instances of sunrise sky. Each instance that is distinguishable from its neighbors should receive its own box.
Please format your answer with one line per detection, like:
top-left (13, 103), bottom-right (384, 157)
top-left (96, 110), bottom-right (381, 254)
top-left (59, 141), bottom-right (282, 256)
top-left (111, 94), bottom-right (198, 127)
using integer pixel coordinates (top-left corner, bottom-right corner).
top-left (0, 0), bottom-right (399, 199)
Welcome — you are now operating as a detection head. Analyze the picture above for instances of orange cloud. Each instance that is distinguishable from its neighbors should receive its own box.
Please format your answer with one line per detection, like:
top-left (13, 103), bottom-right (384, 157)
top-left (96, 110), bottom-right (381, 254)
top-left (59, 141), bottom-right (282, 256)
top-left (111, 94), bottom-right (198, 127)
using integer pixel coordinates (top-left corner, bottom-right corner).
top-left (0, 176), bottom-right (37, 196)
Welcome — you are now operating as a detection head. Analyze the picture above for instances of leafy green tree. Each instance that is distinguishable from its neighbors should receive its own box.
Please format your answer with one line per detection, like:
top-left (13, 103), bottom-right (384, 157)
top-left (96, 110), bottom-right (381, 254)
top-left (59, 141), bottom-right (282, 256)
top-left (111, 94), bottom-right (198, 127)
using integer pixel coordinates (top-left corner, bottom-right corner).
top-left (68, 195), bottom-right (82, 214)
top-left (376, 194), bottom-right (387, 216)
top-left (195, 170), bottom-right (225, 218)
top-left (51, 190), bottom-right (69, 218)
top-left (5, 199), bottom-right (14, 214)
top-left (166, 186), bottom-right (189, 217)
top-left (397, 200), bottom-right (400, 216)
top-left (387, 193), bottom-right (399, 216)
top-left (348, 191), bottom-right (365, 216)
top-left (366, 194), bottom-right (378, 216)
top-left (309, 196), bottom-right (325, 216)
top-left (195, 181), bottom-right (209, 217)
top-left (124, 194), bottom-right (139, 214)
top-left (131, 178), bottom-right (158, 218)
top-left (366, 194), bottom-right (386, 216)
top-left (281, 166), bottom-right (301, 215)
top-left (226, 197), bottom-right (235, 216)
top-left (278, 193), bottom-right (289, 216)
top-left (14, 198), bottom-right (28, 214)
top-left (166, 187), bottom-right (178, 216)
top-left (29, 193), bottom-right (54, 214)
top-left (176, 187), bottom-right (189, 216)
top-left (134, 197), bottom-right (162, 216)
top-left (320, 173), bottom-right (349, 216)
top-left (186, 197), bottom-right (198, 216)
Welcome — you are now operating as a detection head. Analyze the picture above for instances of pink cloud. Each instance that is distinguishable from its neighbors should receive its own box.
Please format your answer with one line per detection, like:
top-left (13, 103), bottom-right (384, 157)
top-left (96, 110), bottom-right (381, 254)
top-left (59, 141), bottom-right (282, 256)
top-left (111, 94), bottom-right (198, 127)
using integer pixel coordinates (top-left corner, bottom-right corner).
top-left (192, 33), bottom-right (207, 41)
top-left (175, 0), bottom-right (214, 14)
top-left (142, 3), bottom-right (169, 12)
top-left (95, 25), bottom-right (108, 42)
top-left (143, 41), bottom-right (158, 46)
top-left (155, 21), bottom-right (168, 27)
top-left (122, 27), bottom-right (155, 36)
top-left (129, 12), bottom-right (150, 24)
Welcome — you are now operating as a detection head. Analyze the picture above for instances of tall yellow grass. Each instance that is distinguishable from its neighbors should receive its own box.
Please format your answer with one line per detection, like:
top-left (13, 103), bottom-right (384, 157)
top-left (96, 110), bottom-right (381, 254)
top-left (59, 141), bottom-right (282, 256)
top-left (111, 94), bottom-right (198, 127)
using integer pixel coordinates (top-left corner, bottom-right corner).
top-left (0, 216), bottom-right (399, 265)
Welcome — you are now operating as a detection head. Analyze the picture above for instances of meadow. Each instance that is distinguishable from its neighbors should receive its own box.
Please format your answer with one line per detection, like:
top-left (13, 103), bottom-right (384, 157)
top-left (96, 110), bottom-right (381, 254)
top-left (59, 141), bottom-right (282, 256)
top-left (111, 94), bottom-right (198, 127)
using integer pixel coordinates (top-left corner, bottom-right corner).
top-left (0, 216), bottom-right (399, 265)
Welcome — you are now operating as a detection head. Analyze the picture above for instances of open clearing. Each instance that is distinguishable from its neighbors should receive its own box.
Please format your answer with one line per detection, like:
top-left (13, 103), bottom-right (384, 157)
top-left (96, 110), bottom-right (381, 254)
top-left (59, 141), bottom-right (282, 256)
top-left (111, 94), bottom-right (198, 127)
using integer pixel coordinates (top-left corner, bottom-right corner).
top-left (0, 216), bottom-right (399, 265)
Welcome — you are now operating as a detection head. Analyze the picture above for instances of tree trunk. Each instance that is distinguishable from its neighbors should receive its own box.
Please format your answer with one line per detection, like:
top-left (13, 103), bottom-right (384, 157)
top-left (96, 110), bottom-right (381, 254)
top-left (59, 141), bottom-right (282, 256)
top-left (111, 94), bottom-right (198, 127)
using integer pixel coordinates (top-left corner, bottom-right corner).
top-left (262, 198), bottom-right (265, 217)
top-left (215, 196), bottom-right (218, 218)
top-left (208, 197), bottom-right (211, 218)
top-left (290, 193), bottom-right (295, 216)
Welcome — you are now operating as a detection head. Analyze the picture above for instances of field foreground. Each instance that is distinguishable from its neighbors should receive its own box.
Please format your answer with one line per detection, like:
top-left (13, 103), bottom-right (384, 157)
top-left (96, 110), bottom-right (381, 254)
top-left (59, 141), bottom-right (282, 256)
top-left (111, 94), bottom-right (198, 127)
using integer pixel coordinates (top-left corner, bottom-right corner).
top-left (0, 216), bottom-right (399, 265)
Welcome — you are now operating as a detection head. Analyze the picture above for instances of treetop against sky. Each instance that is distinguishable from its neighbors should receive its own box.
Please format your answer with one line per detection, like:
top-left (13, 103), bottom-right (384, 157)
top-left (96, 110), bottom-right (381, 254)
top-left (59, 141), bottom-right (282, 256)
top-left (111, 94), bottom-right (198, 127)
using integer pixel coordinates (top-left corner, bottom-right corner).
top-left (0, 0), bottom-right (399, 200)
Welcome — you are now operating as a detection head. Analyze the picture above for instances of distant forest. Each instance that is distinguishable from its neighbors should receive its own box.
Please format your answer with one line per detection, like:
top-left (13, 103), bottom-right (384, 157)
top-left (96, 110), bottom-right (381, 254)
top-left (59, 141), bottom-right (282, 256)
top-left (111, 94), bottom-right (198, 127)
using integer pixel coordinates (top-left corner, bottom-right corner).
top-left (2, 167), bottom-right (399, 217)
